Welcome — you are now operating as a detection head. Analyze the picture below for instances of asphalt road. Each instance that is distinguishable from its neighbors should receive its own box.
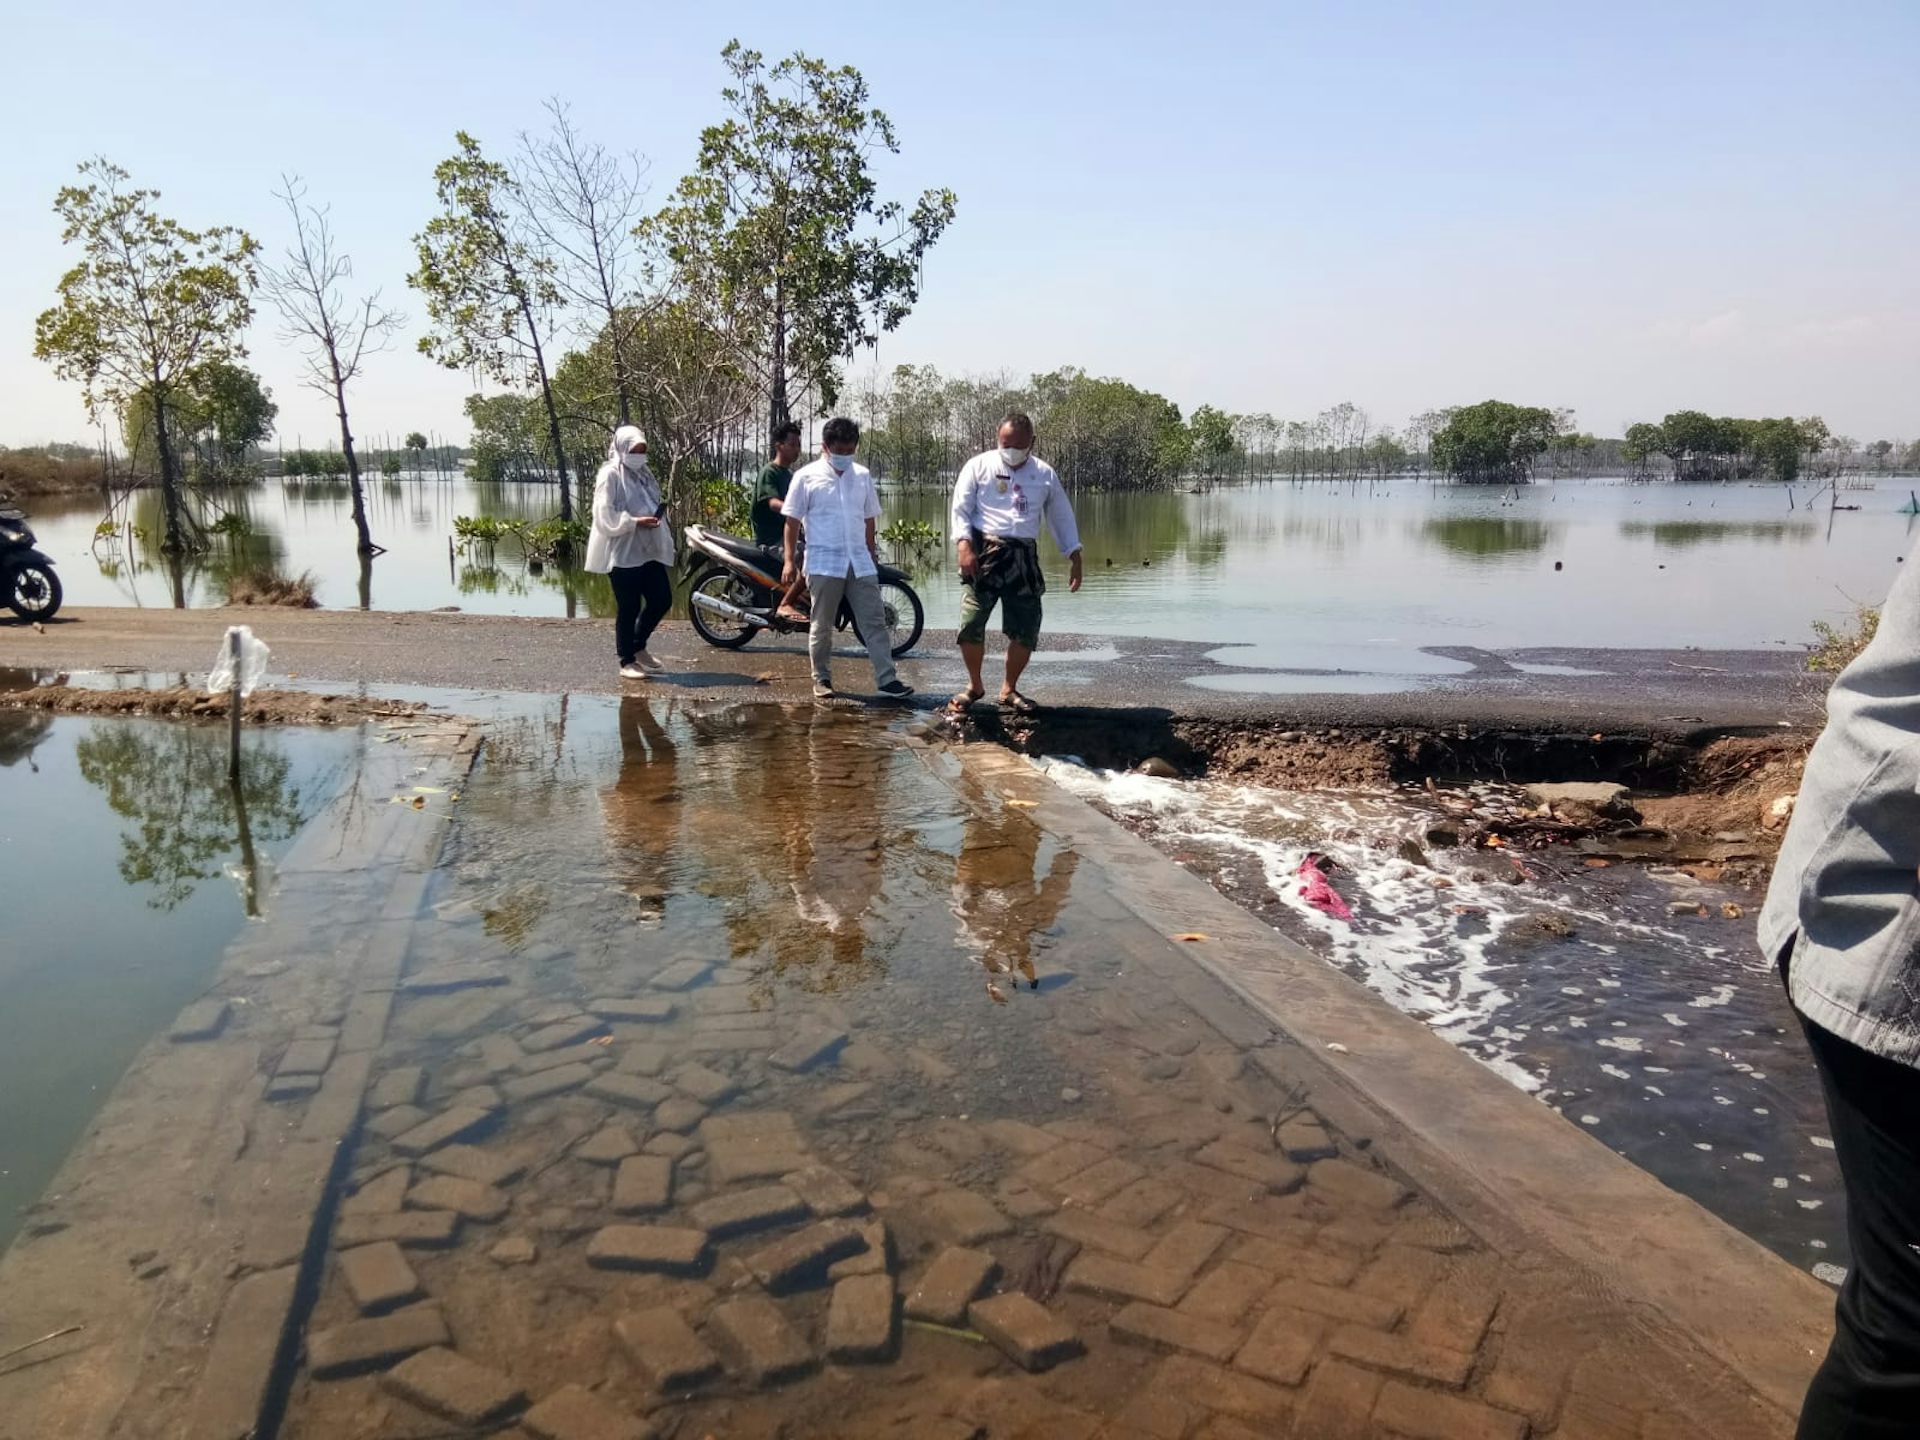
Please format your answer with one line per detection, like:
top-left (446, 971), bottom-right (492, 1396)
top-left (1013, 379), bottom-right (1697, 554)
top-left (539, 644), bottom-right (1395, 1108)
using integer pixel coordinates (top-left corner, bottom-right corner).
top-left (0, 607), bottom-right (1811, 735)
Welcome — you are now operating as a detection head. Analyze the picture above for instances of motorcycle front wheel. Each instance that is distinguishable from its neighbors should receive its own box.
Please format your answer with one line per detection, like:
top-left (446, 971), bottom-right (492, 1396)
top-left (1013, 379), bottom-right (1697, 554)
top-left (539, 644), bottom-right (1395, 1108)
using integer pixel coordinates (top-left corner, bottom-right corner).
top-left (6, 563), bottom-right (61, 622)
top-left (686, 566), bottom-right (759, 649)
top-left (849, 577), bottom-right (925, 658)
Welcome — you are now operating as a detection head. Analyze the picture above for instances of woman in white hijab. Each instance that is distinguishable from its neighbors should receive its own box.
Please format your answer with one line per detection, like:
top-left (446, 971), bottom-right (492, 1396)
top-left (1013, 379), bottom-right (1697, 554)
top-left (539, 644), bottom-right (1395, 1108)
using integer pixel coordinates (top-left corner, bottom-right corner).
top-left (585, 425), bottom-right (675, 678)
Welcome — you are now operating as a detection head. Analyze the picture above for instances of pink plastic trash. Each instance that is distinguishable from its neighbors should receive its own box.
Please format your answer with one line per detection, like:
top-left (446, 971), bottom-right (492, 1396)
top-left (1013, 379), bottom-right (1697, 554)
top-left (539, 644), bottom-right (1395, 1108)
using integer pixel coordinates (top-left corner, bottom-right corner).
top-left (1295, 854), bottom-right (1353, 921)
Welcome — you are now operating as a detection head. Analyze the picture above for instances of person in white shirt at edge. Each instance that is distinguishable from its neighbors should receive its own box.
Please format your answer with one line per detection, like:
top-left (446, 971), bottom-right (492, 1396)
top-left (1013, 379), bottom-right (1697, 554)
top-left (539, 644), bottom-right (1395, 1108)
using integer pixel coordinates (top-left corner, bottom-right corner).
top-left (948, 411), bottom-right (1083, 713)
top-left (584, 425), bottom-right (674, 680)
top-left (780, 416), bottom-right (916, 703)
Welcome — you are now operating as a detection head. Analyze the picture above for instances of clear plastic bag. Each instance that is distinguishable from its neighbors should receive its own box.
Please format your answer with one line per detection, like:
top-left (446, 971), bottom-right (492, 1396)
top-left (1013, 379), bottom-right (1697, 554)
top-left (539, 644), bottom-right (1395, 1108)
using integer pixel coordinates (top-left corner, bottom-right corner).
top-left (207, 625), bottom-right (271, 697)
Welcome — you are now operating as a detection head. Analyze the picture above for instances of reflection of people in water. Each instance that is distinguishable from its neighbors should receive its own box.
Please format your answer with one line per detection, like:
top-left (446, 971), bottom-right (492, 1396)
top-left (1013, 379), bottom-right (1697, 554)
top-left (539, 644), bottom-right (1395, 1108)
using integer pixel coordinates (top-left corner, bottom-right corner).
top-left (0, 711), bottom-right (53, 768)
top-left (951, 790), bottom-right (1078, 1003)
top-left (605, 696), bottom-right (680, 919)
top-left (782, 708), bottom-right (889, 976)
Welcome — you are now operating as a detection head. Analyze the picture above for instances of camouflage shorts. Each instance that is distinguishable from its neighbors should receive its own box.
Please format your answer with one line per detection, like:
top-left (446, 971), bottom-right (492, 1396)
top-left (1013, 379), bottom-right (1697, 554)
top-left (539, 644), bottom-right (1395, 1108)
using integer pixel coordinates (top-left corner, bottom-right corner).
top-left (957, 581), bottom-right (1042, 649)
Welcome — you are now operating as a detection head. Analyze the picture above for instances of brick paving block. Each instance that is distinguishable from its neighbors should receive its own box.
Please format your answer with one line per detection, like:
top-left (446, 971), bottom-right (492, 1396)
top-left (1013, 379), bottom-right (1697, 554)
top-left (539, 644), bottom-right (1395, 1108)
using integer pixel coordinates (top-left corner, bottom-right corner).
top-left (694, 984), bottom-right (756, 1014)
top-left (266, 1074), bottom-right (322, 1103)
top-left (307, 1303), bottom-right (451, 1378)
top-left (369, 1066), bottom-right (426, 1111)
top-left (478, 1035), bottom-right (525, 1075)
top-left (653, 1097), bottom-right (708, 1133)
top-left (1356, 1245), bottom-right (1450, 1309)
top-left (420, 1142), bottom-right (525, 1188)
top-left (576, 1125), bottom-right (641, 1167)
top-left (905, 1245), bottom-right (1000, 1325)
top-left (674, 1062), bottom-right (740, 1105)
top-left (343, 1165), bottom-right (412, 1217)
top-left (448, 1082), bottom-right (504, 1112)
top-left (1064, 1254), bottom-right (1192, 1308)
top-left (688, 1183), bottom-right (807, 1239)
top-left (1019, 1139), bottom-right (1107, 1189)
top-left (502, 1063), bottom-right (595, 1104)
top-left (1193, 1140), bottom-right (1304, 1194)
top-left (709, 1137), bottom-right (812, 1186)
top-left (1102, 1176), bottom-right (1184, 1230)
top-left (1110, 1302), bottom-right (1244, 1363)
top-left (1044, 1209), bottom-right (1157, 1262)
top-left (1113, 1385), bottom-right (1205, 1438)
top-left (278, 1035), bottom-right (337, 1077)
top-left (1209, 1194), bottom-right (1318, 1245)
top-left (393, 1105), bottom-right (494, 1156)
top-left (829, 1219), bottom-right (893, 1279)
top-left (613, 1305), bottom-right (722, 1391)
top-left (1309, 1157), bottom-right (1412, 1212)
top-left (982, 1118), bottom-right (1057, 1156)
top-left (169, 998), bottom-right (230, 1042)
top-left (187, 1266), bottom-right (296, 1438)
top-left (1553, 1389), bottom-right (1642, 1439)
top-left (1394, 1213), bottom-right (1480, 1254)
top-left (746, 1219), bottom-right (867, 1293)
top-left (337, 1209), bottom-right (461, 1250)
top-left (650, 960), bottom-right (714, 992)
top-left (381, 1345), bottom-right (526, 1425)
top-left (1146, 1219), bottom-right (1231, 1280)
top-left (645, 1131), bottom-right (698, 1162)
top-left (401, 963), bottom-right (509, 994)
top-left (1410, 1277), bottom-right (1503, 1355)
top-left (407, 1174), bottom-right (509, 1222)
top-left (338, 1242), bottom-right (423, 1315)
top-left (613, 1156), bottom-right (675, 1215)
top-left (586, 1225), bottom-right (711, 1275)
top-left (924, 1120), bottom-right (992, 1162)
top-left (826, 1273), bottom-right (897, 1362)
top-left (680, 1029), bottom-right (778, 1054)
top-left (709, 1296), bottom-right (815, 1385)
top-left (1058, 1155), bottom-right (1147, 1207)
top-left (522, 1383), bottom-right (652, 1440)
top-left (490, 1236), bottom-right (538, 1266)
top-left (1483, 1330), bottom-right (1571, 1424)
top-left (700, 1109), bottom-right (801, 1140)
top-left (1328, 1324), bottom-right (1475, 1387)
top-left (1373, 1380), bottom-right (1529, 1440)
top-left (523, 1016), bottom-right (608, 1053)
top-left (1153, 1354), bottom-right (1295, 1427)
top-left (1229, 1234), bottom-right (1363, 1287)
top-left (768, 1025), bottom-right (848, 1072)
top-left (1046, 1118), bottom-right (1132, 1150)
top-left (924, 1187), bottom-right (1012, 1244)
top-left (368, 1104), bottom-right (430, 1141)
top-left (968, 1292), bottom-right (1085, 1373)
top-left (1293, 1358), bottom-right (1385, 1440)
top-left (1232, 1308), bottom-right (1321, 1387)
top-left (618, 1042), bottom-right (670, 1077)
top-left (1275, 1114), bottom-right (1341, 1162)
top-left (589, 996), bottom-right (677, 1023)
top-left (1177, 1263), bottom-right (1272, 1327)
top-left (784, 1164), bottom-right (867, 1217)
top-left (587, 1072), bottom-right (672, 1110)
top-left (516, 1041), bottom-right (613, 1076)
top-left (1266, 1278), bottom-right (1403, 1330)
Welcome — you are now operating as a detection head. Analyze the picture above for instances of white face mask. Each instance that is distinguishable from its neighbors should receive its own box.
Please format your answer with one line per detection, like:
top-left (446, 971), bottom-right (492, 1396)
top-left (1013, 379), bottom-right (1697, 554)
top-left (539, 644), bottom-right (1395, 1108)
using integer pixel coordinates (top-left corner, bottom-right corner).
top-left (999, 446), bottom-right (1030, 469)
top-left (826, 451), bottom-right (854, 474)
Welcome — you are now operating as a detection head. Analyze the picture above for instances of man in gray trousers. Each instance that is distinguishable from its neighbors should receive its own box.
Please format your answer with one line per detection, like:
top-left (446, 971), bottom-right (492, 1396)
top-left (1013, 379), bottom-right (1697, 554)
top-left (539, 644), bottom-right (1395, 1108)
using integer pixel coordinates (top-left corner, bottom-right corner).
top-left (1760, 559), bottom-right (1920, 1438)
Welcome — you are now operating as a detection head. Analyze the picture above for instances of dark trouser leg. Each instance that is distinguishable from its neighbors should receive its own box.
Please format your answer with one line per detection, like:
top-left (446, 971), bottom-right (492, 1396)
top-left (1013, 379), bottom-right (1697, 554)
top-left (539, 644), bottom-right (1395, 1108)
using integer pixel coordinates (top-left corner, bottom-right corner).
top-left (609, 565), bottom-right (645, 663)
top-left (632, 561), bottom-right (673, 653)
top-left (1795, 1015), bottom-right (1920, 1439)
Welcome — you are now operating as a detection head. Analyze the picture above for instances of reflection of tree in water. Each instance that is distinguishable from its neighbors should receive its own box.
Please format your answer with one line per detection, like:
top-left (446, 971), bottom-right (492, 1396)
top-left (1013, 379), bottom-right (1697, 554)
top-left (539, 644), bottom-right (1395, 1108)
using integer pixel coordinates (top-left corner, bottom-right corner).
top-left (1618, 520), bottom-right (1807, 550)
top-left (75, 724), bottom-right (308, 909)
top-left (950, 782), bottom-right (1078, 1003)
top-left (1421, 517), bottom-right (1558, 558)
top-left (0, 712), bottom-right (54, 768)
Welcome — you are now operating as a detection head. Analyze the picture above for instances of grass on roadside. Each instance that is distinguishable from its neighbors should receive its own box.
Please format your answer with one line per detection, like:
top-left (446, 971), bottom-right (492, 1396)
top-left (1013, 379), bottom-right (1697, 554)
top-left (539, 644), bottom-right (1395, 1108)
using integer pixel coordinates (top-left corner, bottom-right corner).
top-left (225, 568), bottom-right (319, 608)
top-left (1808, 605), bottom-right (1879, 675)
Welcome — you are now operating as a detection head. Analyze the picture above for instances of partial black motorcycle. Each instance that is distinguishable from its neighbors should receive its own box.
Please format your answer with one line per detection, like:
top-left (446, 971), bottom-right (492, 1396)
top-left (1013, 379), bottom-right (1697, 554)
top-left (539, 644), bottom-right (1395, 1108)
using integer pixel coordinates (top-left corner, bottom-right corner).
top-left (0, 496), bottom-right (61, 622)
top-left (681, 524), bottom-right (924, 657)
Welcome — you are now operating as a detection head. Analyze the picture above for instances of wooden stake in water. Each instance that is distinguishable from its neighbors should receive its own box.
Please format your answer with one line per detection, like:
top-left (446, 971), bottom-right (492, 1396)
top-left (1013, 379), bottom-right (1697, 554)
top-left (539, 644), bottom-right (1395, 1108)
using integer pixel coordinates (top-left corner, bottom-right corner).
top-left (227, 627), bottom-right (242, 782)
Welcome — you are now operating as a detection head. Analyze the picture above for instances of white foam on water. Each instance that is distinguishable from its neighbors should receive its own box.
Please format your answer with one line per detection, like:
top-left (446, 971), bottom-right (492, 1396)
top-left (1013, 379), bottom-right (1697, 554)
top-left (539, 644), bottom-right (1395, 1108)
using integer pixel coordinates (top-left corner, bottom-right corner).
top-left (1690, 985), bottom-right (1738, 1009)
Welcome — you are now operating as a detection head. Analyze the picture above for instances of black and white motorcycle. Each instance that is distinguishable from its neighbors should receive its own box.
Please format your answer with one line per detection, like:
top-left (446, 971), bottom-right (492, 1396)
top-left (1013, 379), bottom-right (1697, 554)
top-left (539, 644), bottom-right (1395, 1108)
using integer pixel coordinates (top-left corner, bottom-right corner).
top-left (681, 524), bottom-right (924, 657)
top-left (0, 495), bottom-right (61, 622)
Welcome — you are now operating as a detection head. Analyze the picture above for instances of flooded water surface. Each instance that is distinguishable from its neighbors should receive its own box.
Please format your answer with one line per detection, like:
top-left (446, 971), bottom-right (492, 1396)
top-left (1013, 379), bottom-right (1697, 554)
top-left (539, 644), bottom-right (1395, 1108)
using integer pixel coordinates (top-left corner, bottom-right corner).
top-left (0, 712), bottom-right (359, 1247)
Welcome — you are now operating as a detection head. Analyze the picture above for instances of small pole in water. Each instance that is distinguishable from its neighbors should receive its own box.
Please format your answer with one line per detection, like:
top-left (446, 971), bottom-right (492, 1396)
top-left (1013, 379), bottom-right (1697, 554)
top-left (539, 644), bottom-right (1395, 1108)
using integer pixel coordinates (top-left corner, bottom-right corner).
top-left (227, 627), bottom-right (242, 782)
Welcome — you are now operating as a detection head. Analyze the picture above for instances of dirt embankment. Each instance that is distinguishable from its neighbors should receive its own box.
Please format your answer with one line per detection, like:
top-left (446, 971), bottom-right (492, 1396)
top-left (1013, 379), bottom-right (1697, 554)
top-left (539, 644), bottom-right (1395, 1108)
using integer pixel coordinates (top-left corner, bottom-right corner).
top-left (0, 683), bottom-right (437, 726)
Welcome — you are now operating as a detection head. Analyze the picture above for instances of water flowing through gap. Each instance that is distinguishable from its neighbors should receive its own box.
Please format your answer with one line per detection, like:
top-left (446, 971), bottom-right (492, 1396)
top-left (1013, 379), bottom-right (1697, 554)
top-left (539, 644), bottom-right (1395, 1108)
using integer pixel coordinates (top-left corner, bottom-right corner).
top-left (1031, 756), bottom-right (1848, 1280)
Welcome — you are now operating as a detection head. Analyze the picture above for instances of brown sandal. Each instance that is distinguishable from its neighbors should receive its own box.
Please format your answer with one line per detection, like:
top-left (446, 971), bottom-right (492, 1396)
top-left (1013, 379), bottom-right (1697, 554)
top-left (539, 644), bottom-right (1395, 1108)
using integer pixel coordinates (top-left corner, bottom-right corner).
top-left (1000, 690), bottom-right (1039, 714)
top-left (948, 688), bottom-right (985, 713)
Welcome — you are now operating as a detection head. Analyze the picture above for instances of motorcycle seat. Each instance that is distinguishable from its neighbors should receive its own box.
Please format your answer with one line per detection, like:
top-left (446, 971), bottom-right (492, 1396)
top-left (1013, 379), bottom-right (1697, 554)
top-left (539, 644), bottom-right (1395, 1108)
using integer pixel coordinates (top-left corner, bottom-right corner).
top-left (705, 531), bottom-right (782, 569)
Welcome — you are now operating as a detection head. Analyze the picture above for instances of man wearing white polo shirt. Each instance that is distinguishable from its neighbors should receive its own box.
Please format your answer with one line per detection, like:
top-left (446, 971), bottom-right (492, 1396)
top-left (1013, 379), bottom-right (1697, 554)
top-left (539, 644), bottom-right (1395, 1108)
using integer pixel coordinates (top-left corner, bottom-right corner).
top-left (949, 411), bottom-right (1084, 713)
top-left (781, 417), bottom-right (915, 703)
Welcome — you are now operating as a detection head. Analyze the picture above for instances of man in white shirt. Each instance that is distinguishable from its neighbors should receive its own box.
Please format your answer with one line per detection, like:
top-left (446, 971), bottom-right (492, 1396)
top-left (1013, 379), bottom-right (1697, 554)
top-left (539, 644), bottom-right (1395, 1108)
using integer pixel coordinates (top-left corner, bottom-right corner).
top-left (949, 412), bottom-right (1083, 713)
top-left (781, 417), bottom-right (915, 702)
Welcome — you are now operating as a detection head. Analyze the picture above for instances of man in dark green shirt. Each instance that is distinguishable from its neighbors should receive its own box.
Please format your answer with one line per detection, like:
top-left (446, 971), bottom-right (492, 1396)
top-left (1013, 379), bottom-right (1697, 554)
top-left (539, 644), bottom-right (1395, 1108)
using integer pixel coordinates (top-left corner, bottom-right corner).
top-left (752, 422), bottom-right (803, 548)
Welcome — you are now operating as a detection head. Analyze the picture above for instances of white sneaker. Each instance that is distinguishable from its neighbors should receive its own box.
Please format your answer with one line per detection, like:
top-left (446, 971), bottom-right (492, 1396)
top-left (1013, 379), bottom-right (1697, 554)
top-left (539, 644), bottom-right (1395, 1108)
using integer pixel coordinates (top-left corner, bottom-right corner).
top-left (813, 681), bottom-right (836, 700)
top-left (619, 664), bottom-right (647, 680)
top-left (636, 650), bottom-right (665, 672)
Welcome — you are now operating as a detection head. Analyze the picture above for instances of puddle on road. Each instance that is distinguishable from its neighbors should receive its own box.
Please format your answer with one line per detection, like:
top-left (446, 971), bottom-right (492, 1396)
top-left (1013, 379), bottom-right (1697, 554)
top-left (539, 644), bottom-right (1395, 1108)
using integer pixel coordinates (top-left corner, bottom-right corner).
top-left (0, 712), bottom-right (358, 1248)
top-left (1035, 760), bottom-right (1846, 1278)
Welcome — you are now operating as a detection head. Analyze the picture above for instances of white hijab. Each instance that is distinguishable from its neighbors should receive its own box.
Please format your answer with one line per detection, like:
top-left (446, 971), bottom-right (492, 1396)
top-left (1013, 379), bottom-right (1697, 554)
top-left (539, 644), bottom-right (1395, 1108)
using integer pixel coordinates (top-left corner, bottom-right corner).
top-left (610, 425), bottom-right (647, 472)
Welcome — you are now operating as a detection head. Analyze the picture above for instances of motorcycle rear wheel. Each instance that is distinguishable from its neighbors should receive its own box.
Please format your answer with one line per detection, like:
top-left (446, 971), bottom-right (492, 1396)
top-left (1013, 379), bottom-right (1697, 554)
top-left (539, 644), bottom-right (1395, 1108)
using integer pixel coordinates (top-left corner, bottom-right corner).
top-left (850, 577), bottom-right (925, 658)
top-left (7, 563), bottom-right (61, 622)
top-left (687, 566), bottom-right (759, 649)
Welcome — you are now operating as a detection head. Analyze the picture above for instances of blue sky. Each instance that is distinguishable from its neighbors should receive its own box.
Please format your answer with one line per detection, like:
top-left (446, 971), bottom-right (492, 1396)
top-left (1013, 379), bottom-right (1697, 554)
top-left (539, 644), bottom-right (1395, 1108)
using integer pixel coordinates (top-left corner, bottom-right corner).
top-left (2, 0), bottom-right (1914, 449)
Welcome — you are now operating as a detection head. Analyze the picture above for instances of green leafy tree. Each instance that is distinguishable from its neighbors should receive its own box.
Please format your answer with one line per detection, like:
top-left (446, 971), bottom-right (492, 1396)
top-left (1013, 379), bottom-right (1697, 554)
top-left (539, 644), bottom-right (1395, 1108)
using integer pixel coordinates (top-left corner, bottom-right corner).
top-left (1798, 417), bottom-right (1832, 477)
top-left (1430, 400), bottom-right (1559, 484)
top-left (1750, 417), bottom-right (1803, 482)
top-left (34, 158), bottom-right (258, 552)
top-left (123, 359), bottom-right (276, 480)
top-left (411, 132), bottom-right (577, 528)
top-left (1622, 422), bottom-right (1665, 478)
top-left (380, 452), bottom-right (403, 479)
top-left (404, 430), bottom-right (429, 477)
top-left (646, 41), bottom-right (957, 434)
top-left (263, 176), bottom-right (403, 556)
top-left (1188, 405), bottom-right (1239, 479)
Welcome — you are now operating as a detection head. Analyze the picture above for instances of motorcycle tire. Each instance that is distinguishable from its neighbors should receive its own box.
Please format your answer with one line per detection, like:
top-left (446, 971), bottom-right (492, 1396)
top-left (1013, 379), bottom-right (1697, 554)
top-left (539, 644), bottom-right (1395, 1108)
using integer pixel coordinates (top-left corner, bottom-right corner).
top-left (6, 563), bottom-right (61, 622)
top-left (686, 566), bottom-right (760, 650)
top-left (850, 577), bottom-right (925, 658)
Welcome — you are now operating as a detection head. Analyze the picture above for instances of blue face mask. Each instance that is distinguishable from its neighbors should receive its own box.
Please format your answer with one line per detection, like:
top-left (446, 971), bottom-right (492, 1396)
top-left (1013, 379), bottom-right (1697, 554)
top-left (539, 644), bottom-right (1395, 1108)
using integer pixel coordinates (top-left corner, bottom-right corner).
top-left (826, 452), bottom-right (854, 474)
